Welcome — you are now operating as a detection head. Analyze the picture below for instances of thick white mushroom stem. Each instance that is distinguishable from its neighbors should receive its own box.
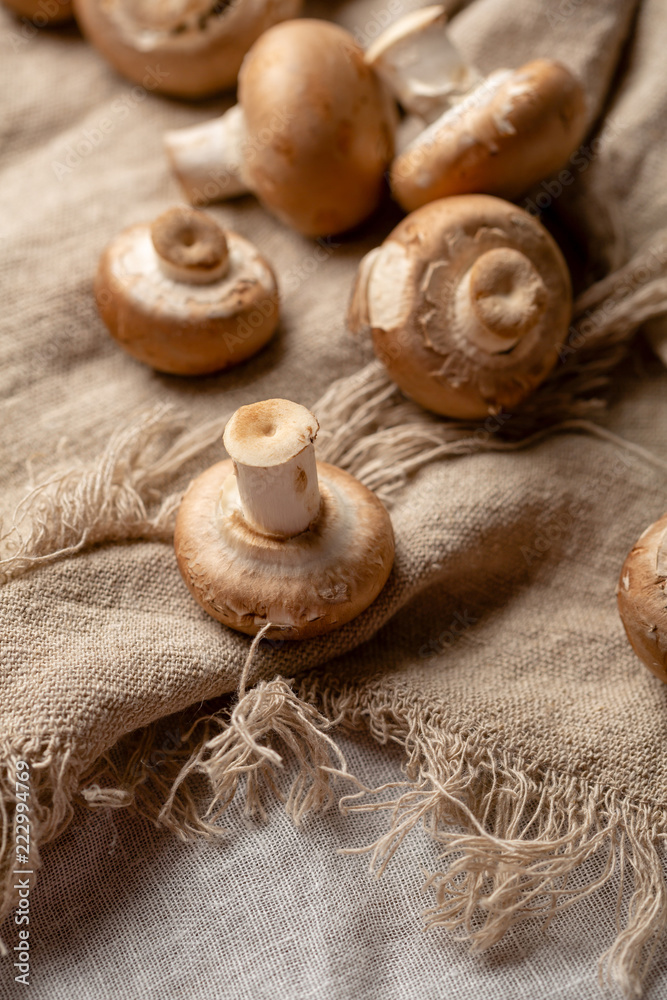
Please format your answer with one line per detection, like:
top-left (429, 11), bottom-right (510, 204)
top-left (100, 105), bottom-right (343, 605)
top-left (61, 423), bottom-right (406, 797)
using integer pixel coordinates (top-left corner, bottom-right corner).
top-left (150, 206), bottom-right (230, 285)
top-left (164, 104), bottom-right (250, 206)
top-left (365, 4), bottom-right (482, 122)
top-left (455, 248), bottom-right (549, 353)
top-left (223, 400), bottom-right (321, 539)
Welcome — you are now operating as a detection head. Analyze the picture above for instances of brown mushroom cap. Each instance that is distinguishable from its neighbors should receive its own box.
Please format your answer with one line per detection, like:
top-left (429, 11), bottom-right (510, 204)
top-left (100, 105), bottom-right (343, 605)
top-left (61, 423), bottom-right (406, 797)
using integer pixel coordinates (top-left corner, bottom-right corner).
top-left (95, 209), bottom-right (279, 375)
top-left (391, 59), bottom-right (587, 212)
top-left (3, 0), bottom-right (72, 20)
top-left (617, 512), bottom-right (667, 683)
top-left (348, 194), bottom-right (571, 419)
top-left (72, 0), bottom-right (302, 99)
top-left (237, 18), bottom-right (396, 236)
top-left (174, 458), bottom-right (395, 639)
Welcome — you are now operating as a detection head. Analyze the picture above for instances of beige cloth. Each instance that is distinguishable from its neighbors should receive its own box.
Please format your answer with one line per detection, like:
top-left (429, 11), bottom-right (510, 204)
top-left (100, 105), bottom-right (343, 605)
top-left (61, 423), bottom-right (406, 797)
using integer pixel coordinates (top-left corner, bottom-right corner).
top-left (2, 0), bottom-right (667, 996)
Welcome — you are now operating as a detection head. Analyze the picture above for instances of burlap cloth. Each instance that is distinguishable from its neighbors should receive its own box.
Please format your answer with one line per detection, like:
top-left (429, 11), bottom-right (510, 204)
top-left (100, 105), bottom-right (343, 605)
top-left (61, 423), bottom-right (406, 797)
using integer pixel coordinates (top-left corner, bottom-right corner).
top-left (2, 0), bottom-right (667, 995)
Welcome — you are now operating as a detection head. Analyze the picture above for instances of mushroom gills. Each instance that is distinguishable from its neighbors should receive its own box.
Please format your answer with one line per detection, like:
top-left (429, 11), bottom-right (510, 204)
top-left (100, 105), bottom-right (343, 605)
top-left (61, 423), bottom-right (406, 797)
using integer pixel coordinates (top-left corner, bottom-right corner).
top-left (95, 207), bottom-right (279, 374)
top-left (348, 195), bottom-right (572, 419)
top-left (174, 399), bottom-right (395, 638)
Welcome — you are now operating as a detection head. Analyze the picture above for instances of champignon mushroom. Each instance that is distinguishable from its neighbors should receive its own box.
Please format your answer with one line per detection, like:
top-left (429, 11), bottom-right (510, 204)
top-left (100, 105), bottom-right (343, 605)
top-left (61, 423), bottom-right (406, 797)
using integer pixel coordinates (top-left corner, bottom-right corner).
top-left (365, 4), bottom-right (482, 123)
top-left (174, 399), bottom-right (395, 639)
top-left (165, 18), bottom-right (396, 236)
top-left (617, 513), bottom-right (667, 684)
top-left (390, 58), bottom-right (587, 212)
top-left (348, 194), bottom-right (571, 419)
top-left (95, 206), bottom-right (279, 375)
top-left (72, 0), bottom-right (302, 99)
top-left (2, 0), bottom-right (72, 21)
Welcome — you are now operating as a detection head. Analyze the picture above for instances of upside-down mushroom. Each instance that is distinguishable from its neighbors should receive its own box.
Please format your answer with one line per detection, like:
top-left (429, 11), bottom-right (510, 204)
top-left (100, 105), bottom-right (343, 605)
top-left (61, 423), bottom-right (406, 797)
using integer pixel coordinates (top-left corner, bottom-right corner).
top-left (174, 399), bottom-right (395, 639)
top-left (72, 0), bottom-right (302, 99)
top-left (617, 513), bottom-right (667, 684)
top-left (95, 206), bottom-right (279, 375)
top-left (2, 0), bottom-right (72, 21)
top-left (364, 6), bottom-right (587, 212)
top-left (165, 18), bottom-right (396, 236)
top-left (348, 194), bottom-right (572, 419)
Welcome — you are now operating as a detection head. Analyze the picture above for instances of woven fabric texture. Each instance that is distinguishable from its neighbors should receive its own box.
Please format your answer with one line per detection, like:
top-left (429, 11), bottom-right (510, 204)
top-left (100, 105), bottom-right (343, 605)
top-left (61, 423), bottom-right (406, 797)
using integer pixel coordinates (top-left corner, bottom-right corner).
top-left (2, 0), bottom-right (667, 996)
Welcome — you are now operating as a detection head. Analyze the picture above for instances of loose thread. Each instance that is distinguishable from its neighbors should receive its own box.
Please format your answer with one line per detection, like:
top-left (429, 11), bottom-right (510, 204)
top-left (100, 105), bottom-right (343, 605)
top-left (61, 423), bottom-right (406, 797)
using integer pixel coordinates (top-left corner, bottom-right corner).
top-left (238, 621), bottom-right (276, 700)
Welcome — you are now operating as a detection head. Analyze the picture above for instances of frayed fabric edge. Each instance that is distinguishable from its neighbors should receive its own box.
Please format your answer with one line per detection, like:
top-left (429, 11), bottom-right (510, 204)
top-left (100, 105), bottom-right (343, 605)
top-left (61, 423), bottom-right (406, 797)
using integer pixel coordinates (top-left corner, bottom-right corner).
top-left (2, 248), bottom-right (667, 984)
top-left (0, 740), bottom-right (79, 953)
top-left (305, 677), bottom-right (667, 1000)
top-left (0, 675), bottom-right (349, 952)
top-left (0, 404), bottom-right (229, 584)
top-left (3, 237), bottom-right (664, 587)
top-left (2, 677), bottom-right (666, 999)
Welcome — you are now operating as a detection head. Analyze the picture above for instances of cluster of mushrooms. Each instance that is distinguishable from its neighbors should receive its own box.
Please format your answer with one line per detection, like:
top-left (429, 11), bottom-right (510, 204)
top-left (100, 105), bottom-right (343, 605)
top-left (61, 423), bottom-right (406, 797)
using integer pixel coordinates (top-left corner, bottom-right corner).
top-left (8, 0), bottom-right (665, 658)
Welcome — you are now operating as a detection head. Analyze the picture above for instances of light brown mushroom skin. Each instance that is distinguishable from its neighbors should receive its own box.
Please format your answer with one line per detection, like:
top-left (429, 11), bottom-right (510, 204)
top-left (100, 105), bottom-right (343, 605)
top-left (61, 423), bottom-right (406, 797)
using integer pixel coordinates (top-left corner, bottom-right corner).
top-left (391, 59), bottom-right (587, 212)
top-left (174, 459), bottom-right (395, 639)
top-left (150, 206), bottom-right (230, 283)
top-left (95, 223), bottom-right (279, 376)
top-left (348, 195), bottom-right (571, 420)
top-left (72, 0), bottom-right (302, 99)
top-left (3, 0), bottom-right (72, 20)
top-left (238, 19), bottom-right (396, 236)
top-left (617, 513), bottom-right (667, 683)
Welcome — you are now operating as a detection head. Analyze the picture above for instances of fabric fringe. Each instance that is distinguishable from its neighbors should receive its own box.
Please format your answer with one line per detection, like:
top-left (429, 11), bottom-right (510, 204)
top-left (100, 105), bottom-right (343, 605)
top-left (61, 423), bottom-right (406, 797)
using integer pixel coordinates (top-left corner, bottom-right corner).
top-left (86, 670), bottom-right (667, 997)
top-left (157, 675), bottom-right (346, 834)
top-left (0, 404), bottom-right (228, 583)
top-left (1, 666), bottom-right (347, 944)
top-left (0, 739), bottom-right (80, 948)
top-left (3, 676), bottom-right (667, 997)
top-left (3, 238), bottom-right (666, 582)
top-left (83, 679), bottom-right (346, 839)
top-left (82, 628), bottom-right (347, 839)
top-left (1, 243), bottom-right (666, 988)
top-left (305, 677), bottom-right (667, 999)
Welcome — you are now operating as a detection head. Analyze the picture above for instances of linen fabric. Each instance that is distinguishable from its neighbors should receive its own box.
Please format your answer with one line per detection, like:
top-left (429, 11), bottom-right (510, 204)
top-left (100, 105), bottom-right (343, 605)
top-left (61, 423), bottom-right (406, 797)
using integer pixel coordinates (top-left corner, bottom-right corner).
top-left (1, 0), bottom-right (667, 996)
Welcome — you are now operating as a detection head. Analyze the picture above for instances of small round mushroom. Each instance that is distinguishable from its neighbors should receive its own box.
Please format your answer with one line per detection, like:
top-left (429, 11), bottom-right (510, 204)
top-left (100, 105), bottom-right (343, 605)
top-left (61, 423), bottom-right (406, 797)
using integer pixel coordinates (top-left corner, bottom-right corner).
top-left (348, 194), bottom-right (571, 419)
top-left (165, 18), bottom-right (396, 236)
top-left (72, 0), bottom-right (302, 99)
top-left (95, 206), bottom-right (279, 375)
top-left (174, 399), bottom-right (395, 639)
top-left (617, 513), bottom-right (667, 684)
top-left (390, 58), bottom-right (587, 212)
top-left (2, 0), bottom-right (72, 21)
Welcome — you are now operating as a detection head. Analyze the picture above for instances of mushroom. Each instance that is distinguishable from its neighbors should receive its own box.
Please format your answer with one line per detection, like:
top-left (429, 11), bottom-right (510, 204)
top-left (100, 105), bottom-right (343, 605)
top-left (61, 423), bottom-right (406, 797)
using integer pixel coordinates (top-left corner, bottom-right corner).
top-left (365, 4), bottom-right (482, 123)
top-left (363, 6), bottom-right (587, 212)
top-left (617, 513), bottom-right (667, 684)
top-left (72, 0), bottom-right (302, 99)
top-left (390, 58), bottom-right (588, 212)
top-left (174, 399), bottom-right (395, 639)
top-left (95, 206), bottom-right (279, 375)
top-left (348, 194), bottom-right (572, 419)
top-left (165, 18), bottom-right (396, 236)
top-left (2, 0), bottom-right (72, 21)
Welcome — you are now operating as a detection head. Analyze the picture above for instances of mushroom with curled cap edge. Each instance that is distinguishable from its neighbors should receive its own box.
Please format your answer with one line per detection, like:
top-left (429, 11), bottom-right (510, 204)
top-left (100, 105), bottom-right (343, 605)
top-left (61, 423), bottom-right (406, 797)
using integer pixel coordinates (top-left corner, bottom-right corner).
top-left (364, 6), bottom-right (587, 212)
top-left (165, 18), bottom-right (396, 237)
top-left (348, 195), bottom-right (572, 420)
top-left (2, 0), bottom-right (72, 20)
top-left (174, 399), bottom-right (395, 640)
top-left (617, 513), bottom-right (667, 684)
top-left (72, 0), bottom-right (302, 99)
top-left (95, 206), bottom-right (279, 376)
